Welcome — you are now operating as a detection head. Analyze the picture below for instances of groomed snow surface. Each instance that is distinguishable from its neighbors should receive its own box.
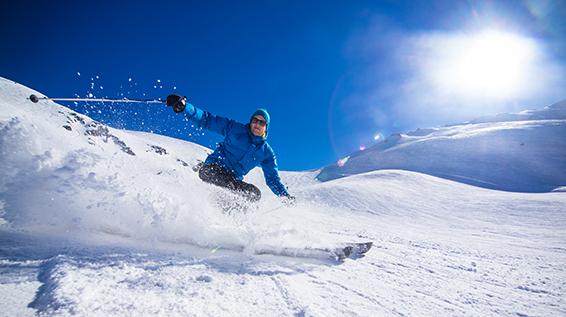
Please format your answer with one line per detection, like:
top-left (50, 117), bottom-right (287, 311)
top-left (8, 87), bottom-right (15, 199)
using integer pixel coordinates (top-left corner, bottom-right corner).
top-left (1, 77), bottom-right (565, 316)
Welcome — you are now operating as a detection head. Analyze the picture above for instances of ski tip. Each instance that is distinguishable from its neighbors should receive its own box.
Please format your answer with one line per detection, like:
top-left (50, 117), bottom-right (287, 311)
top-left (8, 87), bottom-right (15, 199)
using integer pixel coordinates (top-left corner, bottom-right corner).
top-left (351, 241), bottom-right (373, 257)
top-left (332, 241), bottom-right (374, 262)
top-left (343, 241), bottom-right (373, 250)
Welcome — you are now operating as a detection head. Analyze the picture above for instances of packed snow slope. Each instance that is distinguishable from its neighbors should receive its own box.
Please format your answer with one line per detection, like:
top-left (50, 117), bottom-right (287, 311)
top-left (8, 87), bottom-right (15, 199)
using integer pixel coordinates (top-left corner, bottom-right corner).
top-left (318, 101), bottom-right (566, 193)
top-left (1, 76), bottom-right (565, 316)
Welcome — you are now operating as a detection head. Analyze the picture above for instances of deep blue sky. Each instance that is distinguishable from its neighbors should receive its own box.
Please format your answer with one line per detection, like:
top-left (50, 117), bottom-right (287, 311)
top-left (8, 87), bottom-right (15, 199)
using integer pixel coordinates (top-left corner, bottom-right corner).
top-left (2, 0), bottom-right (565, 170)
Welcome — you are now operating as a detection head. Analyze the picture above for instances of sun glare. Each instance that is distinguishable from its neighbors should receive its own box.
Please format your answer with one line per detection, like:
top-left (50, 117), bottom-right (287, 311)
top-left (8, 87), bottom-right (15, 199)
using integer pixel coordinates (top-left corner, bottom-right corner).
top-left (431, 30), bottom-right (537, 98)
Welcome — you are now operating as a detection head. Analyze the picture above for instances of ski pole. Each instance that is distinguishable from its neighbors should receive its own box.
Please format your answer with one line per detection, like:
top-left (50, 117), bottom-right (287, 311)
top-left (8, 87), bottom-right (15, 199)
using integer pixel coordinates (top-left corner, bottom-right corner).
top-left (28, 94), bottom-right (165, 104)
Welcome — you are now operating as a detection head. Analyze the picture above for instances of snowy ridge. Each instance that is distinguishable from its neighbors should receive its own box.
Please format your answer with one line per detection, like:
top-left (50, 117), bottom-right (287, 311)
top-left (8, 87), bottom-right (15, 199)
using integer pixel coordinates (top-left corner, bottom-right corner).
top-left (317, 101), bottom-right (566, 192)
top-left (466, 100), bottom-right (566, 124)
top-left (1, 77), bottom-right (566, 316)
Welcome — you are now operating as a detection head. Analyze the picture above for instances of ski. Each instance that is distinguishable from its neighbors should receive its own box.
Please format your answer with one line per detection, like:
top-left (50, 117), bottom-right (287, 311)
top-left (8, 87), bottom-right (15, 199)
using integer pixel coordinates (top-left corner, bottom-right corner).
top-left (212, 242), bottom-right (373, 261)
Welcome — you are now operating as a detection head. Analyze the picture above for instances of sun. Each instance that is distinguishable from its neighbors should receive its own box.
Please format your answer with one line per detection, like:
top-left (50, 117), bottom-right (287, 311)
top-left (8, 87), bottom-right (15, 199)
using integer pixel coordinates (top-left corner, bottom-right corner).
top-left (431, 30), bottom-right (536, 98)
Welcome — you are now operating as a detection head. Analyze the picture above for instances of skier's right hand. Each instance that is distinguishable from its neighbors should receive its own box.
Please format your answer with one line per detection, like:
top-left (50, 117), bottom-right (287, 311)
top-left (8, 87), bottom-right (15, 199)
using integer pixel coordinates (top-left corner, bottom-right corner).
top-left (166, 94), bottom-right (186, 113)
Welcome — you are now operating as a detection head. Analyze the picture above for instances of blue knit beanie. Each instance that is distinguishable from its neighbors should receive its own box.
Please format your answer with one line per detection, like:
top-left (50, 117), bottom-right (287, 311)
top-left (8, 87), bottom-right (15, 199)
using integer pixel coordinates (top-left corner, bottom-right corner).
top-left (250, 108), bottom-right (270, 128)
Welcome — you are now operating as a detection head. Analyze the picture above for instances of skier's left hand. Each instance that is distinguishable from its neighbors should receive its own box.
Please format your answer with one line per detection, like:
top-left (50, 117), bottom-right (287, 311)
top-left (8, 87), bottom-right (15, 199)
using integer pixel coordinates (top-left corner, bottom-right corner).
top-left (282, 194), bottom-right (296, 207)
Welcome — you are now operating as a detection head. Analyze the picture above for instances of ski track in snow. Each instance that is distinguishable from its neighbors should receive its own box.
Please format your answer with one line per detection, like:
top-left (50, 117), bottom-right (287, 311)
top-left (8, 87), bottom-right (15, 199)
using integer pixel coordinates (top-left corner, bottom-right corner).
top-left (1, 77), bottom-right (565, 316)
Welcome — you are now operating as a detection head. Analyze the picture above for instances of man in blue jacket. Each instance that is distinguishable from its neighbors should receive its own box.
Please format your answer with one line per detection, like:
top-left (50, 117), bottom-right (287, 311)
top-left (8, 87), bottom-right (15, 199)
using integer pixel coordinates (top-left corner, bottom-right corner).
top-left (167, 95), bottom-right (295, 205)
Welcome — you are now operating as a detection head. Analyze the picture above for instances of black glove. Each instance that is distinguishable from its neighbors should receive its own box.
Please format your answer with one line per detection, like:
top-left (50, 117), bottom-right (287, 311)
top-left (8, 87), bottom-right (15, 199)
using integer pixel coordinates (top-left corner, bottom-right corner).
top-left (166, 94), bottom-right (186, 113)
top-left (282, 194), bottom-right (296, 207)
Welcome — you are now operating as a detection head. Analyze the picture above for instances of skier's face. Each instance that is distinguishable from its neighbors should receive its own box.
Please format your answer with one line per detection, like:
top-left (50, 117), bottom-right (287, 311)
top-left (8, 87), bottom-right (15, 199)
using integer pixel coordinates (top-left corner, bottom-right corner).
top-left (251, 115), bottom-right (267, 137)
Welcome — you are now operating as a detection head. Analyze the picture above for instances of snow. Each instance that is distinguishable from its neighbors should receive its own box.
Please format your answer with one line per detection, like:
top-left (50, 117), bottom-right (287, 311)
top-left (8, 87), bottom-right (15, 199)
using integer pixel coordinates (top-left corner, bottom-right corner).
top-left (1, 76), bottom-right (565, 316)
top-left (318, 101), bottom-right (566, 193)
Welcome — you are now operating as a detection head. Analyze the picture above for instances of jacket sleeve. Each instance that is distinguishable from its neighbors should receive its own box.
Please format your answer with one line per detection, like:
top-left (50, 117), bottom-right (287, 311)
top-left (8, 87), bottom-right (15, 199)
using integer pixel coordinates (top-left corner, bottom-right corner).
top-left (261, 149), bottom-right (289, 197)
top-left (184, 103), bottom-right (235, 136)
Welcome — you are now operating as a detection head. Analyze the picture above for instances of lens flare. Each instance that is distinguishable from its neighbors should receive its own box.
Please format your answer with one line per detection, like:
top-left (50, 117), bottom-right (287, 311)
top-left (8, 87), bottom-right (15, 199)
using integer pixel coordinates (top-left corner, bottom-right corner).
top-left (336, 156), bottom-right (350, 167)
top-left (373, 133), bottom-right (384, 142)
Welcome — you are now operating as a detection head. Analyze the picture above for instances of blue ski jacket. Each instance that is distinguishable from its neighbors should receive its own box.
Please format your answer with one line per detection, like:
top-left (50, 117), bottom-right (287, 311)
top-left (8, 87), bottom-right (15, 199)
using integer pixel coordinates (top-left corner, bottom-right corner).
top-left (184, 103), bottom-right (289, 197)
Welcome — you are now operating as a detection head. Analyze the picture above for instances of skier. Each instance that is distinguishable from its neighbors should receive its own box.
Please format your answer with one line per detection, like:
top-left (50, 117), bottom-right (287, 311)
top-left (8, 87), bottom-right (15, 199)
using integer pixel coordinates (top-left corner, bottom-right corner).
top-left (167, 94), bottom-right (295, 206)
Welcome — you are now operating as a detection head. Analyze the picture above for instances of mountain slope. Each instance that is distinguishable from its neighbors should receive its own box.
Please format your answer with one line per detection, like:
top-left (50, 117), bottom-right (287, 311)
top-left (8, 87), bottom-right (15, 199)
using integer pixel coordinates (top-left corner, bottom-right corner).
top-left (1, 77), bottom-right (565, 316)
top-left (317, 101), bottom-right (566, 192)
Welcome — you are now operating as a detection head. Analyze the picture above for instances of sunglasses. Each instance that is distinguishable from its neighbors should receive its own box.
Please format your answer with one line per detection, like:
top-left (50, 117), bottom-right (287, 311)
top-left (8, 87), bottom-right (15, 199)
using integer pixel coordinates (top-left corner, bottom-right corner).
top-left (251, 117), bottom-right (267, 127)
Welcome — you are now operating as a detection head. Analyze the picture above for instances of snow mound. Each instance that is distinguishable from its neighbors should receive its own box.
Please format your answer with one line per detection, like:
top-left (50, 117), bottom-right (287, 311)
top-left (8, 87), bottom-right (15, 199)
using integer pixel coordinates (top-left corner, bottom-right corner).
top-left (0, 77), bottom-right (317, 251)
top-left (318, 101), bottom-right (566, 192)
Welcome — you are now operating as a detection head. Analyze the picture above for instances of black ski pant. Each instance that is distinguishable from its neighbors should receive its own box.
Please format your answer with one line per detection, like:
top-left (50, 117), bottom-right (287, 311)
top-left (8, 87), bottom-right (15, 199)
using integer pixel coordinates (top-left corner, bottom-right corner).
top-left (198, 163), bottom-right (262, 202)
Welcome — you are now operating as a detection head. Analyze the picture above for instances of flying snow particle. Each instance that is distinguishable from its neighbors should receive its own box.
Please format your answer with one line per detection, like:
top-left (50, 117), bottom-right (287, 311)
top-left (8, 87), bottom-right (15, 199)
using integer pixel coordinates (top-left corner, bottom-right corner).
top-left (95, 75), bottom-right (99, 79)
top-left (88, 93), bottom-right (93, 98)
top-left (157, 79), bottom-right (161, 83)
top-left (77, 72), bottom-right (81, 76)
top-left (128, 78), bottom-right (132, 82)
top-left (359, 145), bottom-right (366, 151)
top-left (173, 86), bottom-right (177, 90)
